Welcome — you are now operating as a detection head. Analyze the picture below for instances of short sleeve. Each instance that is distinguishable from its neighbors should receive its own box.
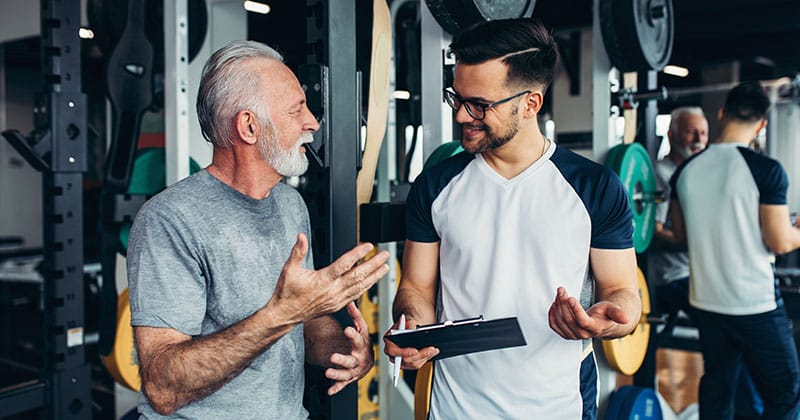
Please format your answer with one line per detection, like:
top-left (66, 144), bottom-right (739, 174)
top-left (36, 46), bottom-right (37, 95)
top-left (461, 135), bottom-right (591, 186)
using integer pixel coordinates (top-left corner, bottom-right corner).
top-left (127, 203), bottom-right (207, 336)
top-left (405, 175), bottom-right (440, 243)
top-left (746, 155), bottom-right (788, 205)
top-left (590, 170), bottom-right (634, 249)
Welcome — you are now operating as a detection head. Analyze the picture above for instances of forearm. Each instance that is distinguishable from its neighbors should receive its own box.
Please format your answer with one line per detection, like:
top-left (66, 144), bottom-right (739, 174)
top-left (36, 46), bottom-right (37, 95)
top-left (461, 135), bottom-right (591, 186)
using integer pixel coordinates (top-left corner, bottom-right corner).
top-left (653, 226), bottom-right (687, 251)
top-left (761, 205), bottom-right (800, 254)
top-left (392, 284), bottom-right (436, 325)
top-left (139, 308), bottom-right (296, 415)
top-left (597, 287), bottom-right (641, 339)
top-left (766, 226), bottom-right (800, 255)
top-left (304, 315), bottom-right (351, 367)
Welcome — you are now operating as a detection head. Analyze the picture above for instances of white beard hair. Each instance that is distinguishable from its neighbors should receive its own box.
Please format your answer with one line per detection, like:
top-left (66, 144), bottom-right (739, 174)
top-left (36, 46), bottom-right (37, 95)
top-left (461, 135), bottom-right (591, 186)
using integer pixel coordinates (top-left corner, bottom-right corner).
top-left (259, 131), bottom-right (313, 177)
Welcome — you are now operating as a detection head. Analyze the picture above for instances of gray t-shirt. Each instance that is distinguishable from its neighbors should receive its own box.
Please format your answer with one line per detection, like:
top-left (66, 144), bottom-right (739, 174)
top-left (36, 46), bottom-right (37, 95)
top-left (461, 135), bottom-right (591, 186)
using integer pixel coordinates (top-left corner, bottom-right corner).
top-left (128, 170), bottom-right (312, 419)
top-left (653, 159), bottom-right (690, 284)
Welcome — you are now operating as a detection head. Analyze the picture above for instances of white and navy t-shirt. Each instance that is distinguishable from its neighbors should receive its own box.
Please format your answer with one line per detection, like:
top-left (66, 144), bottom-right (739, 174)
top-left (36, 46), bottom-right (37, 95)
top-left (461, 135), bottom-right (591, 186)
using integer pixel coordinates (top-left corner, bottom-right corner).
top-left (671, 143), bottom-right (787, 316)
top-left (406, 142), bottom-right (633, 419)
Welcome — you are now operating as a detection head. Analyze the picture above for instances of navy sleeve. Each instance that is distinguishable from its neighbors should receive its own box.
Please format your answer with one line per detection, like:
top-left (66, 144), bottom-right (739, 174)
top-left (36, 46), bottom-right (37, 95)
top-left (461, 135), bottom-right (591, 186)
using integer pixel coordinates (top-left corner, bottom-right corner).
top-left (738, 148), bottom-right (788, 205)
top-left (590, 169), bottom-right (634, 249)
top-left (551, 147), bottom-right (633, 249)
top-left (405, 152), bottom-right (474, 243)
top-left (404, 173), bottom-right (439, 243)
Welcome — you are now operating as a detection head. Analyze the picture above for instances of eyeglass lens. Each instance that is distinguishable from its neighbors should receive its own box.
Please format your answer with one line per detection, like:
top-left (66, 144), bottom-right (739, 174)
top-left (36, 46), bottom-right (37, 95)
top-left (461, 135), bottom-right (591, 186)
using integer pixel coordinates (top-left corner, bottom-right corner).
top-left (444, 90), bottom-right (485, 120)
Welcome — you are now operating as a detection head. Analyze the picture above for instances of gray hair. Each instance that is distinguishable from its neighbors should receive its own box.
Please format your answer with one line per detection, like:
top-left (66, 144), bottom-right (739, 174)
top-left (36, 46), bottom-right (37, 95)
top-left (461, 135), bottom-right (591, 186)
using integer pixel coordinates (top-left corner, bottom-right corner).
top-left (669, 106), bottom-right (705, 137)
top-left (196, 40), bottom-right (284, 148)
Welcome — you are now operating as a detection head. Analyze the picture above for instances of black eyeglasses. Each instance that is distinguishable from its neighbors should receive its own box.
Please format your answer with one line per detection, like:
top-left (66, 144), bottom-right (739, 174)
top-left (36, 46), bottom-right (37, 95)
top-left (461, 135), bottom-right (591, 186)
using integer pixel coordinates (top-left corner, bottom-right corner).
top-left (442, 88), bottom-right (531, 120)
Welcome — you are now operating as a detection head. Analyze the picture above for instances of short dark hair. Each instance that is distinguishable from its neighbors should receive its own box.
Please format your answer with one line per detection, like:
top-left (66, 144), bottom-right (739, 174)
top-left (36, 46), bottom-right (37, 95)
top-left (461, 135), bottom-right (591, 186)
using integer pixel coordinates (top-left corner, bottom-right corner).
top-left (448, 18), bottom-right (558, 91)
top-left (723, 82), bottom-right (771, 123)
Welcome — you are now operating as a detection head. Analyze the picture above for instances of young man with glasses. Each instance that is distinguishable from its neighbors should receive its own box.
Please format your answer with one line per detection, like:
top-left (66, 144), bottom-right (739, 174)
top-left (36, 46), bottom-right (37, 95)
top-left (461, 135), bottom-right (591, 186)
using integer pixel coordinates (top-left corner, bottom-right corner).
top-left (384, 18), bottom-right (640, 419)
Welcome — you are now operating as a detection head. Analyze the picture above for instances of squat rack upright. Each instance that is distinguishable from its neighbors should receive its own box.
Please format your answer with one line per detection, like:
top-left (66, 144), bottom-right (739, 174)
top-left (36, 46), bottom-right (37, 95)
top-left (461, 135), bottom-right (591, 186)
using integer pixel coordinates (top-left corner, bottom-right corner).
top-left (0, 0), bottom-right (93, 418)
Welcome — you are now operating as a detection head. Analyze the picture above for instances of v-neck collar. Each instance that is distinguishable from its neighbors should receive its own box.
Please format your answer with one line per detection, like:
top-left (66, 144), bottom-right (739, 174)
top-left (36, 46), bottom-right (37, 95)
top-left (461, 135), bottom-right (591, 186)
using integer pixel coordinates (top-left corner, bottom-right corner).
top-left (475, 140), bottom-right (555, 186)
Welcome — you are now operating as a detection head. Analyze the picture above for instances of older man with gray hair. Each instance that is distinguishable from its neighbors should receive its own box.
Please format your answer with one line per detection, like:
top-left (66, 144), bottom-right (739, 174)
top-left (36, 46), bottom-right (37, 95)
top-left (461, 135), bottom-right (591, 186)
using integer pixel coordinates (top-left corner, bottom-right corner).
top-left (652, 106), bottom-right (708, 315)
top-left (126, 40), bottom-right (389, 419)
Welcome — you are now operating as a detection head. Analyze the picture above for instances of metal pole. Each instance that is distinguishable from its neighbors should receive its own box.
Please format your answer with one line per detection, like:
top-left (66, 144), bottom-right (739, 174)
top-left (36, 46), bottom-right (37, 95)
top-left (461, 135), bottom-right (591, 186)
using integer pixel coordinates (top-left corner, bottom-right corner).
top-left (41, 0), bottom-right (92, 417)
top-left (303, 0), bottom-right (359, 418)
top-left (419, 1), bottom-right (452, 162)
top-left (164, 0), bottom-right (191, 185)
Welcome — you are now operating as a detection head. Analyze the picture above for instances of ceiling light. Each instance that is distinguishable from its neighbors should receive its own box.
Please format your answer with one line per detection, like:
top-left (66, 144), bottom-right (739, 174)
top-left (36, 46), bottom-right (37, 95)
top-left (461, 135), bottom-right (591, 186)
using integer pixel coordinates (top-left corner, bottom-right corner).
top-left (244, 1), bottom-right (271, 14)
top-left (393, 90), bottom-right (411, 100)
top-left (663, 65), bottom-right (689, 78)
top-left (78, 27), bottom-right (94, 39)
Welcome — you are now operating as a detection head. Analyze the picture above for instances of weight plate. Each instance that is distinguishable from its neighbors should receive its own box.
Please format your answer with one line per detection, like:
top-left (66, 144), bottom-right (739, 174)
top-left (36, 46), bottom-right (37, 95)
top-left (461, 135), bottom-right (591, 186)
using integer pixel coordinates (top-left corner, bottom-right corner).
top-left (425, 0), bottom-right (536, 36)
top-left (602, 267), bottom-right (651, 375)
top-left (599, 0), bottom-right (674, 72)
top-left (605, 385), bottom-right (635, 420)
top-left (605, 143), bottom-right (656, 253)
top-left (118, 148), bottom-right (201, 250)
top-left (607, 386), bottom-right (664, 419)
top-left (357, 344), bottom-right (380, 418)
top-left (101, 287), bottom-right (141, 391)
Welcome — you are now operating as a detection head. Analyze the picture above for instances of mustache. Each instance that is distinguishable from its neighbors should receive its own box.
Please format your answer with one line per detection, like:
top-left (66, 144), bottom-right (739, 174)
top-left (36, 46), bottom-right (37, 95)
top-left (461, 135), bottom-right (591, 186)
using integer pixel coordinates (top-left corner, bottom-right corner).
top-left (296, 133), bottom-right (314, 148)
top-left (462, 123), bottom-right (486, 130)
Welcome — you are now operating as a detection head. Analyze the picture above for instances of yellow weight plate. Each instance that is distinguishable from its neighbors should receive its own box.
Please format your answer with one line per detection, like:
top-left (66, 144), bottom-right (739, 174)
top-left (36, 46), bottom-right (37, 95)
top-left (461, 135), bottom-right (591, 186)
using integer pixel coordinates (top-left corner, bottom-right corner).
top-left (357, 343), bottom-right (380, 419)
top-left (101, 287), bottom-right (141, 391)
top-left (602, 267), bottom-right (650, 375)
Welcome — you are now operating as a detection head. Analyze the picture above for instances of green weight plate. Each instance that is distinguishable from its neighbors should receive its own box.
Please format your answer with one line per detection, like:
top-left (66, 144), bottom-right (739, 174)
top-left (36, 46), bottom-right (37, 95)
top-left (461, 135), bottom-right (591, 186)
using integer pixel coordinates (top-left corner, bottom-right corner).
top-left (119, 148), bottom-right (201, 250)
top-left (605, 143), bottom-right (656, 253)
top-left (423, 141), bottom-right (464, 171)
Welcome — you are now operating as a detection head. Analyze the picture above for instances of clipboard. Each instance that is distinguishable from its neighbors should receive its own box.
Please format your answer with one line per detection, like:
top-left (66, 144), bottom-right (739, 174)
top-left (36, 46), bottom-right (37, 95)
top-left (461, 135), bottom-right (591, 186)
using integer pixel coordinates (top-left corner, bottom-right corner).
top-left (385, 316), bottom-right (527, 360)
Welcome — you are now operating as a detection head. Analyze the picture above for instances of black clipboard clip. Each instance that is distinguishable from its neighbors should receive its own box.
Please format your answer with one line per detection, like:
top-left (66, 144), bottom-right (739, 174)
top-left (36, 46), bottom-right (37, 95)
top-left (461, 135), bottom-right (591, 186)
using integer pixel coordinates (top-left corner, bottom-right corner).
top-left (414, 315), bottom-right (485, 331)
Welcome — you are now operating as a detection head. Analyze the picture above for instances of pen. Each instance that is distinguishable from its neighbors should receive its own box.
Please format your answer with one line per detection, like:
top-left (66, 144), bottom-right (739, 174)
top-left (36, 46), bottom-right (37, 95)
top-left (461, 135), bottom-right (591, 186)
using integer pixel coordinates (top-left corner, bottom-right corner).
top-left (392, 314), bottom-right (405, 387)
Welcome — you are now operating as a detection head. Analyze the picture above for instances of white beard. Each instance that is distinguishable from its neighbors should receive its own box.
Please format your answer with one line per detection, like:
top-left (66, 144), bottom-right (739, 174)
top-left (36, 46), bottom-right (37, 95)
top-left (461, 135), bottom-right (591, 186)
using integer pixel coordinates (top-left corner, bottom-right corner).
top-left (675, 142), bottom-right (706, 159)
top-left (259, 130), bottom-right (313, 177)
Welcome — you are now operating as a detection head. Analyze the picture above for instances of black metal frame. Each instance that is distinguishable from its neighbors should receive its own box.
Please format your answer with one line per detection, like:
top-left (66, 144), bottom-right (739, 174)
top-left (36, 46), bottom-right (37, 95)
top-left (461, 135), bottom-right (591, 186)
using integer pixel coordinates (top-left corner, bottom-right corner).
top-left (634, 69), bottom-right (665, 388)
top-left (0, 0), bottom-right (92, 417)
top-left (300, 0), bottom-right (360, 418)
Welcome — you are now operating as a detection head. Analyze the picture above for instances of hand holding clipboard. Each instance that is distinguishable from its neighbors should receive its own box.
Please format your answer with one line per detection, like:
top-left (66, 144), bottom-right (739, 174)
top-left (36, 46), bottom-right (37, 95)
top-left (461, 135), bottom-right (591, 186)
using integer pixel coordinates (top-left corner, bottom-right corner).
top-left (385, 315), bottom-right (527, 361)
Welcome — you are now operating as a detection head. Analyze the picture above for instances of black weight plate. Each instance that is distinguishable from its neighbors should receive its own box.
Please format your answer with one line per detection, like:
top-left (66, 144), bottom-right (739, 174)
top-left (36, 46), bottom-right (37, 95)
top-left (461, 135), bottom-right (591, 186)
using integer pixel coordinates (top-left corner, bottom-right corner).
top-left (599, 0), bottom-right (673, 72)
top-left (425, 0), bottom-right (536, 37)
top-left (633, 0), bottom-right (672, 70)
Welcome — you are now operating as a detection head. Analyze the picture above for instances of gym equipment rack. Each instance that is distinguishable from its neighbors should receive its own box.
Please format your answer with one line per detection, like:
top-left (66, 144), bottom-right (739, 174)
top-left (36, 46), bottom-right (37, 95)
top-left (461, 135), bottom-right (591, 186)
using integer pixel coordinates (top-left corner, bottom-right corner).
top-left (0, 0), bottom-right (92, 418)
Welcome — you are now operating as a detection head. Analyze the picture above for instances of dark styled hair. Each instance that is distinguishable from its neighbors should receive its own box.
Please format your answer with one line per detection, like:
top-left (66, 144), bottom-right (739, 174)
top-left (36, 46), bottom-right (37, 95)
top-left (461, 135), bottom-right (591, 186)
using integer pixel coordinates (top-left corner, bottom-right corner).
top-left (447, 18), bottom-right (558, 90)
top-left (723, 82), bottom-right (771, 123)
